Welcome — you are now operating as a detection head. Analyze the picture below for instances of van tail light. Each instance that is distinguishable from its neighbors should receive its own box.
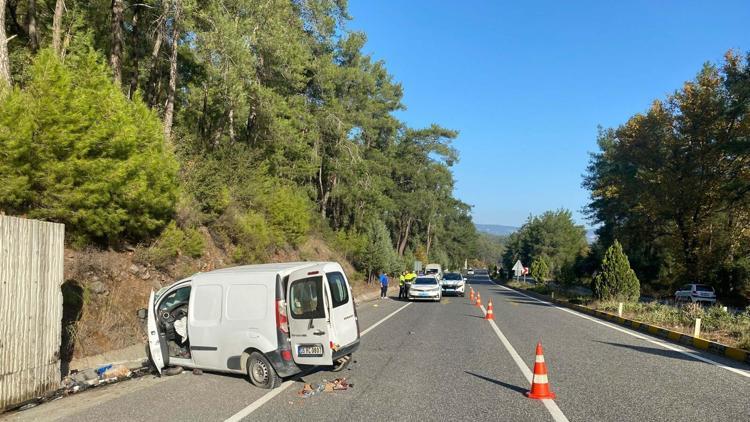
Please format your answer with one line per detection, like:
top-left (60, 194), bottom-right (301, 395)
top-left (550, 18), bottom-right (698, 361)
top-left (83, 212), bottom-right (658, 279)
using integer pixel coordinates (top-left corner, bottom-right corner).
top-left (276, 299), bottom-right (289, 334)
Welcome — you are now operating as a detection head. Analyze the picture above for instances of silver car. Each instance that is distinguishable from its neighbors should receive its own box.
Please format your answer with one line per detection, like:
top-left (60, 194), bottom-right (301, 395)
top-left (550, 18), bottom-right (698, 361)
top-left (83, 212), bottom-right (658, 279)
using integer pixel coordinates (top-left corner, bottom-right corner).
top-left (674, 284), bottom-right (717, 304)
top-left (408, 276), bottom-right (442, 302)
top-left (441, 272), bottom-right (466, 296)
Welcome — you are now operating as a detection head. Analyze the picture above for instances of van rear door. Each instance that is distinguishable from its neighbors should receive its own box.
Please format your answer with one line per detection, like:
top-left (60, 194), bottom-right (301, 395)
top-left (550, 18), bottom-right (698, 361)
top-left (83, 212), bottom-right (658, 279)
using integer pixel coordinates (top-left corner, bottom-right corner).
top-left (146, 291), bottom-right (165, 374)
top-left (286, 267), bottom-right (333, 366)
top-left (325, 271), bottom-right (359, 349)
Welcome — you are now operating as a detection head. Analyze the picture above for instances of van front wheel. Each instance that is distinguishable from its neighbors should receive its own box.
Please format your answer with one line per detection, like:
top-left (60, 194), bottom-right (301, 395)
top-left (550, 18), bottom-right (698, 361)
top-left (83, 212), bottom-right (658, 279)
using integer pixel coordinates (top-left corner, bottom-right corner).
top-left (247, 352), bottom-right (281, 389)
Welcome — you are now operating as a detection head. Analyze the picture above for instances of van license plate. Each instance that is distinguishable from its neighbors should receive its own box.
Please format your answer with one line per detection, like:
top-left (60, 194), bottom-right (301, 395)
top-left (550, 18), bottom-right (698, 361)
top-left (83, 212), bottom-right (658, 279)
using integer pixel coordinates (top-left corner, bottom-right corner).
top-left (298, 344), bottom-right (323, 357)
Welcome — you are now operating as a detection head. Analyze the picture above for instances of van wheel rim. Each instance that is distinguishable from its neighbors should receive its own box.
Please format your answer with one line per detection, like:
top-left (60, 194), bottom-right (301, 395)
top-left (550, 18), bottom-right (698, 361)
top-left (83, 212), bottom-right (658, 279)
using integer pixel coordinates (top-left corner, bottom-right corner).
top-left (251, 359), bottom-right (268, 384)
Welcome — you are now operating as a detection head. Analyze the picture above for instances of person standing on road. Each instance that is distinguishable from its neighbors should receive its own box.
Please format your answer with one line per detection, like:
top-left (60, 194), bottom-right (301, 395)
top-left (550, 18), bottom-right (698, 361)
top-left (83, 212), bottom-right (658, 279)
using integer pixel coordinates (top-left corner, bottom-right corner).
top-left (398, 272), bottom-right (406, 299)
top-left (379, 272), bottom-right (389, 299)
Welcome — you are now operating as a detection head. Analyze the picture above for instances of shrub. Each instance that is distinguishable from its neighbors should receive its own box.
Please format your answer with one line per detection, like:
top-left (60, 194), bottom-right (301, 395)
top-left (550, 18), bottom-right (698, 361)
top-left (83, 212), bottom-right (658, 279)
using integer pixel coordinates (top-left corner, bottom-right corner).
top-left (257, 184), bottom-right (311, 246)
top-left (215, 209), bottom-right (274, 263)
top-left (593, 240), bottom-right (640, 301)
top-left (530, 256), bottom-right (550, 283)
top-left (0, 45), bottom-right (178, 245)
top-left (139, 222), bottom-right (205, 268)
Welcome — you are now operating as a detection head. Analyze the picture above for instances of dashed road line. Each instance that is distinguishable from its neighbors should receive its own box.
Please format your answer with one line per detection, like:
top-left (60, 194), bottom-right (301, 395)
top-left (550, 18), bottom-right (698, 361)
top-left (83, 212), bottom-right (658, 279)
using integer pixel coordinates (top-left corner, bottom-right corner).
top-left (478, 300), bottom-right (569, 422)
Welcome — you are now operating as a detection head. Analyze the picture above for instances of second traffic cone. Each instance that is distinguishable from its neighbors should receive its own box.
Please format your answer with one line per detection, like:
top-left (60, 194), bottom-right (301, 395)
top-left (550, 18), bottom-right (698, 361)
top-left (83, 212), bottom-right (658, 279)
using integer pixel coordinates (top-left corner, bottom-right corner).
top-left (475, 292), bottom-right (482, 308)
top-left (470, 288), bottom-right (475, 304)
top-left (525, 342), bottom-right (556, 400)
top-left (485, 300), bottom-right (494, 320)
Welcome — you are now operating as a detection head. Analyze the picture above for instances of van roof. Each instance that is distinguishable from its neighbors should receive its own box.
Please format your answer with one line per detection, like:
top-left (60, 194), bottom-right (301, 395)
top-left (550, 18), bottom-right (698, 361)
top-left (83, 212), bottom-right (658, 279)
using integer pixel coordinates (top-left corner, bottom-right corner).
top-left (207, 262), bottom-right (327, 275)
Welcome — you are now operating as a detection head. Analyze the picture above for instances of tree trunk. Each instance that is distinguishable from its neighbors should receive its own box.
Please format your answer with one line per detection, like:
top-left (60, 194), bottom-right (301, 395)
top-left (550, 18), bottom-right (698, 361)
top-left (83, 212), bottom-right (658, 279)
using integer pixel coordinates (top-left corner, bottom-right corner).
top-left (109, 0), bottom-right (124, 85)
top-left (425, 220), bottom-right (432, 261)
top-left (52, 0), bottom-right (64, 56)
top-left (228, 105), bottom-right (235, 142)
top-left (162, 0), bottom-right (180, 140)
top-left (146, 26), bottom-right (163, 107)
top-left (26, 0), bottom-right (38, 51)
top-left (127, 4), bottom-right (141, 99)
top-left (397, 216), bottom-right (412, 256)
top-left (0, 0), bottom-right (11, 86)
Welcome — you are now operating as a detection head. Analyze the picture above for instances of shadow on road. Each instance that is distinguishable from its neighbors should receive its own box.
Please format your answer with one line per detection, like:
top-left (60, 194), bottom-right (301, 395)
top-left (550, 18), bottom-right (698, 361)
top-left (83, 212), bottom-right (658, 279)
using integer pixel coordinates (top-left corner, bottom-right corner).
top-left (464, 371), bottom-right (527, 395)
top-left (594, 340), bottom-right (703, 363)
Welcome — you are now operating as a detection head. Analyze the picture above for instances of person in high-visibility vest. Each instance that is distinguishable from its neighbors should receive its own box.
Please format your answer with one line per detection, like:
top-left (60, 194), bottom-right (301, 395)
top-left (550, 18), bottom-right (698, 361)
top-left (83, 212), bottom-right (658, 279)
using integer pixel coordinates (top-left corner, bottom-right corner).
top-left (398, 272), bottom-right (406, 299)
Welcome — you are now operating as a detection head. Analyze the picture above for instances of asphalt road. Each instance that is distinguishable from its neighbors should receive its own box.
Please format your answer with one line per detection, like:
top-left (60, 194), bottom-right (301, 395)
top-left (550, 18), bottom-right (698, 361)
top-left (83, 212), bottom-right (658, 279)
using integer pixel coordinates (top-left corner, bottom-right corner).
top-left (5, 271), bottom-right (749, 421)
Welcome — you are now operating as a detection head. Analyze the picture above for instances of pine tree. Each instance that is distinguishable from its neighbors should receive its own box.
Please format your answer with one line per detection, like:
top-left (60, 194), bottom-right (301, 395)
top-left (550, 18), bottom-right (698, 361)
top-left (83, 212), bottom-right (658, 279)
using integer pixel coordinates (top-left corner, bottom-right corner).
top-left (530, 256), bottom-right (550, 283)
top-left (0, 43), bottom-right (178, 245)
top-left (593, 240), bottom-right (641, 301)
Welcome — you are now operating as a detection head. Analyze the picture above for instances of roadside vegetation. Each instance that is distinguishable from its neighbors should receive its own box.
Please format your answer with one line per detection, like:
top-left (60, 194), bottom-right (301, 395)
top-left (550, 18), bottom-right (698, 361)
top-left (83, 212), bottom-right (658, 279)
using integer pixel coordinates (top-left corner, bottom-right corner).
top-left (501, 53), bottom-right (750, 311)
top-left (506, 280), bottom-right (750, 350)
top-left (0, 1), bottom-right (494, 359)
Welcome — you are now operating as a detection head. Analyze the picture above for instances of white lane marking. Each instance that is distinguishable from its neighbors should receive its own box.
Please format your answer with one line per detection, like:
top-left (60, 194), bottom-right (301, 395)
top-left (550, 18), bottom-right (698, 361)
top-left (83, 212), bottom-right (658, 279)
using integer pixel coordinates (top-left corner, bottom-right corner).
top-left (225, 302), bottom-right (413, 422)
top-left (361, 302), bottom-right (413, 335)
top-left (481, 302), bottom-right (569, 422)
top-left (492, 282), bottom-right (750, 379)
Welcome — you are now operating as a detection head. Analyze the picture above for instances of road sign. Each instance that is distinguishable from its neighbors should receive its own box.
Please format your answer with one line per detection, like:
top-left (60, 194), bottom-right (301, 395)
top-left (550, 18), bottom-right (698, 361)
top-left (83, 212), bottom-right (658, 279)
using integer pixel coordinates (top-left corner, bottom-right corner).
top-left (523, 266), bottom-right (529, 275)
top-left (512, 260), bottom-right (524, 277)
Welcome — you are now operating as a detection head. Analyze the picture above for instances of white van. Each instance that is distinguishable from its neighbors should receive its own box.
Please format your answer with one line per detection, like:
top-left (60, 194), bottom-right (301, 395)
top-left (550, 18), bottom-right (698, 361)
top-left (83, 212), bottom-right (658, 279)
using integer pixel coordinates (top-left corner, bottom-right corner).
top-left (139, 262), bottom-right (360, 389)
top-left (424, 263), bottom-right (443, 280)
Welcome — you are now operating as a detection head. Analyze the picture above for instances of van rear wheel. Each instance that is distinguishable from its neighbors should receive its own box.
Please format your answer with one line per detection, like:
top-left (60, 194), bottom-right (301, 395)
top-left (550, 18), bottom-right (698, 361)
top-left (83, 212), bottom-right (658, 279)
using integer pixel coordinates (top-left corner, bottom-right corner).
top-left (247, 352), bottom-right (281, 389)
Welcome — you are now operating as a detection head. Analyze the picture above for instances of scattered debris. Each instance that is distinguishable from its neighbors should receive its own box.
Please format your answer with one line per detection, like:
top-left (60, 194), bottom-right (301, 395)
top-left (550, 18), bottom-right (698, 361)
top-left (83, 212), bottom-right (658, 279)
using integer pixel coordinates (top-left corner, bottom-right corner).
top-left (163, 366), bottom-right (184, 376)
top-left (103, 365), bottom-right (131, 379)
top-left (192, 368), bottom-right (204, 375)
top-left (297, 378), bottom-right (352, 398)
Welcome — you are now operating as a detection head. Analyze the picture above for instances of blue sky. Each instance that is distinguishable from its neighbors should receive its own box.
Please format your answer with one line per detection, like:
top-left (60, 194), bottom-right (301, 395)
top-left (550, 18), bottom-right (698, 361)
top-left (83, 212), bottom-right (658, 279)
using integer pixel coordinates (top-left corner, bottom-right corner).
top-left (348, 1), bottom-right (749, 227)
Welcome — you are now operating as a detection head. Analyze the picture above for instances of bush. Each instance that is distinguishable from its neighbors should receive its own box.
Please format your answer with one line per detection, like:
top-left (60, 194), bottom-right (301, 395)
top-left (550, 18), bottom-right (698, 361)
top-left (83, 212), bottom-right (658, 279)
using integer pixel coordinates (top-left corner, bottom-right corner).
top-left (215, 208), bottom-right (274, 263)
top-left (139, 222), bottom-right (205, 268)
top-left (0, 45), bottom-right (178, 245)
top-left (593, 240), bottom-right (640, 301)
top-left (530, 256), bottom-right (550, 283)
top-left (257, 184), bottom-right (311, 246)
top-left (558, 260), bottom-right (577, 287)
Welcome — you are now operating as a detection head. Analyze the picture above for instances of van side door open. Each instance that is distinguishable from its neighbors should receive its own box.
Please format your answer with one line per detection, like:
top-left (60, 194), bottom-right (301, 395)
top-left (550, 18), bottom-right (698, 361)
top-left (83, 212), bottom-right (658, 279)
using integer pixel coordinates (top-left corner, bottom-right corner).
top-left (286, 267), bottom-right (333, 366)
top-left (325, 271), bottom-right (359, 349)
top-left (147, 291), bottom-right (165, 374)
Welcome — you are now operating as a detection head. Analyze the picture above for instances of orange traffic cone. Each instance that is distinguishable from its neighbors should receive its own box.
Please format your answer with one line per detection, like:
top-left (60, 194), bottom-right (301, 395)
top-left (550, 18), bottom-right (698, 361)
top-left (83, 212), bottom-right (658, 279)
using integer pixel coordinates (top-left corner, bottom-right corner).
top-left (469, 289), bottom-right (475, 304)
top-left (475, 292), bottom-right (482, 308)
top-left (485, 300), bottom-right (494, 320)
top-left (526, 342), bottom-right (556, 399)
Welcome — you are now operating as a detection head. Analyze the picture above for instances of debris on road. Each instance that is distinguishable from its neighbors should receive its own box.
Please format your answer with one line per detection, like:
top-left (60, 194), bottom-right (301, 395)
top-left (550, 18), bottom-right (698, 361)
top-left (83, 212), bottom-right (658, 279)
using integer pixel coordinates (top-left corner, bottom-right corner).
top-left (163, 366), bottom-right (184, 376)
top-left (193, 368), bottom-right (204, 375)
top-left (297, 378), bottom-right (352, 398)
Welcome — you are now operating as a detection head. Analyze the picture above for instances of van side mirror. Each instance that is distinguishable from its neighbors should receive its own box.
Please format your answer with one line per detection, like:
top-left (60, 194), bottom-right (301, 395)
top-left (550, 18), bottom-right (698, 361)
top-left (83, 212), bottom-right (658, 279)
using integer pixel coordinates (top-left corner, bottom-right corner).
top-left (136, 308), bottom-right (148, 320)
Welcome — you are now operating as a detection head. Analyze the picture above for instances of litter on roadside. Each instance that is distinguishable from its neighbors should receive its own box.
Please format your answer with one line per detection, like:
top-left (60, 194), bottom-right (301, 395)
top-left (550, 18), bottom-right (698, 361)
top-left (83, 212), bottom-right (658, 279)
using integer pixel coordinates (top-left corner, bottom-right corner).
top-left (297, 378), bottom-right (352, 398)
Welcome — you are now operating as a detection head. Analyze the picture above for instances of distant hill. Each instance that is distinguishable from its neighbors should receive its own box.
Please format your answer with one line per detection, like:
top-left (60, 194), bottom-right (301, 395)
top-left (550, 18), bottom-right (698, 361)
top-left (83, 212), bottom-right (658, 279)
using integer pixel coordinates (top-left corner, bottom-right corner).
top-left (475, 224), bottom-right (518, 236)
top-left (476, 223), bottom-right (599, 243)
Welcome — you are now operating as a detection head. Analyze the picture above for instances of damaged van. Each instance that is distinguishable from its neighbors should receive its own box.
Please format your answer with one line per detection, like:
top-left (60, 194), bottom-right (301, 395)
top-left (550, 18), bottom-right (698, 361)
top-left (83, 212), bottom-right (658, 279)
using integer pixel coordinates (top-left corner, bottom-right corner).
top-left (138, 262), bottom-right (360, 389)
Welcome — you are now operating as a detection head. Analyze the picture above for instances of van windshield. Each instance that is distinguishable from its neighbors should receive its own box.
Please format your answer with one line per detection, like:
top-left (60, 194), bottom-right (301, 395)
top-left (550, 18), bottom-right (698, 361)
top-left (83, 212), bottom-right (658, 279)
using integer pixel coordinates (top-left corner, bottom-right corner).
top-left (290, 276), bottom-right (325, 319)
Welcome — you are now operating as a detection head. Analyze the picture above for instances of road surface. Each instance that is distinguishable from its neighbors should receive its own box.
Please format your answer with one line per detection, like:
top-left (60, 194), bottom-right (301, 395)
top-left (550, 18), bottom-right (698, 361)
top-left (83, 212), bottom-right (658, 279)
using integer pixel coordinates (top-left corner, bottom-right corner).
top-left (4, 271), bottom-right (749, 421)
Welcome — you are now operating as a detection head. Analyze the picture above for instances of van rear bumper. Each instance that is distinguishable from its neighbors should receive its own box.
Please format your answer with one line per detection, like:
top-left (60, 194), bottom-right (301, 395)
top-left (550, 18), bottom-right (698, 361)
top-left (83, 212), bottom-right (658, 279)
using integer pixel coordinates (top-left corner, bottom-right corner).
top-left (333, 338), bottom-right (360, 361)
top-left (267, 350), bottom-right (302, 378)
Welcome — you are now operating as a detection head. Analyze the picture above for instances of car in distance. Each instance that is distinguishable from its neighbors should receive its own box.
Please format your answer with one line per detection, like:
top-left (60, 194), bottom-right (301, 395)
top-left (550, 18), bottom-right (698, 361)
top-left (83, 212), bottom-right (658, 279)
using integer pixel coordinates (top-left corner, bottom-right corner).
top-left (467, 268), bottom-right (474, 276)
top-left (674, 284), bottom-right (717, 304)
top-left (441, 272), bottom-right (465, 296)
top-left (408, 276), bottom-right (442, 302)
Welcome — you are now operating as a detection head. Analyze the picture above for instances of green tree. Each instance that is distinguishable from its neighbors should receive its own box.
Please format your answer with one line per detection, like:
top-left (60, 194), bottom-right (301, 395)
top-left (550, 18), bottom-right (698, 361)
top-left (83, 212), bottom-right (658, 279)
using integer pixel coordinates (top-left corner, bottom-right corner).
top-left (0, 45), bottom-right (178, 245)
top-left (584, 52), bottom-right (750, 302)
top-left (502, 209), bottom-right (588, 276)
top-left (358, 219), bottom-right (398, 282)
top-left (530, 256), bottom-right (551, 283)
top-left (593, 241), bottom-right (641, 301)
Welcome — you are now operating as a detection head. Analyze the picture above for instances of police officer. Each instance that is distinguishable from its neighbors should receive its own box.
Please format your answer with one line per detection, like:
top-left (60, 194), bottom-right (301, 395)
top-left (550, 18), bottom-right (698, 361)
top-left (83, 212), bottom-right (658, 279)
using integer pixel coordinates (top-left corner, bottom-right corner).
top-left (398, 272), bottom-right (406, 299)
